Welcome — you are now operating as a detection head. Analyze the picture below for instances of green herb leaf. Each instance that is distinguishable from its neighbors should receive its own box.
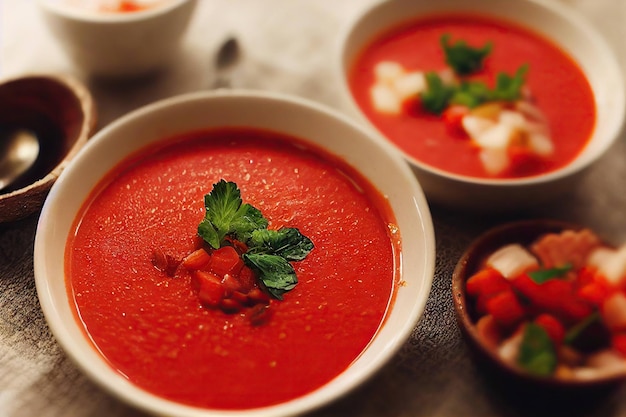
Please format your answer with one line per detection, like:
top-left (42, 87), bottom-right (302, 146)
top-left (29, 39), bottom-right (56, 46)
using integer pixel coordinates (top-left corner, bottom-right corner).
top-left (564, 312), bottom-right (601, 345)
top-left (441, 33), bottom-right (492, 76)
top-left (491, 64), bottom-right (528, 102)
top-left (517, 323), bottom-right (558, 377)
top-left (242, 253), bottom-right (298, 300)
top-left (450, 80), bottom-right (492, 108)
top-left (528, 263), bottom-right (572, 284)
top-left (420, 71), bottom-right (457, 114)
top-left (198, 179), bottom-right (268, 249)
top-left (248, 227), bottom-right (314, 261)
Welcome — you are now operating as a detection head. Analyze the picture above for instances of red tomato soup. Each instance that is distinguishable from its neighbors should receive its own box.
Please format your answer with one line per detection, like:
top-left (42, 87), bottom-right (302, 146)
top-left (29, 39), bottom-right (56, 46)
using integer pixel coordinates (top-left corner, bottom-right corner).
top-left (349, 14), bottom-right (596, 179)
top-left (65, 128), bottom-right (400, 410)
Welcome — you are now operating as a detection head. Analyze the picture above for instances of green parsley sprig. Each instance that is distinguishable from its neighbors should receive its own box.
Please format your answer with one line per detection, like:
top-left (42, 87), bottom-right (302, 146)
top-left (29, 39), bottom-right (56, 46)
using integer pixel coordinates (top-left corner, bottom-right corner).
top-left (198, 180), bottom-right (314, 300)
top-left (420, 34), bottom-right (529, 114)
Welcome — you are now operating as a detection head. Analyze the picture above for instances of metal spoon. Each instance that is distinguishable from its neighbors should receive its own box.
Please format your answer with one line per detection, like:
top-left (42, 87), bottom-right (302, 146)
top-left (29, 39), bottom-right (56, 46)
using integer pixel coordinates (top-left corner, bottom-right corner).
top-left (212, 36), bottom-right (241, 89)
top-left (0, 128), bottom-right (40, 191)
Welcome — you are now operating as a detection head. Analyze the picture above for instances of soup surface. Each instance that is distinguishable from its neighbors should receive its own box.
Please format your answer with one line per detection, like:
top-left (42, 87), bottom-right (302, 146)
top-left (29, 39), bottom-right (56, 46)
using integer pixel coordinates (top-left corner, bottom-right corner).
top-left (349, 13), bottom-right (596, 178)
top-left (66, 128), bottom-right (399, 409)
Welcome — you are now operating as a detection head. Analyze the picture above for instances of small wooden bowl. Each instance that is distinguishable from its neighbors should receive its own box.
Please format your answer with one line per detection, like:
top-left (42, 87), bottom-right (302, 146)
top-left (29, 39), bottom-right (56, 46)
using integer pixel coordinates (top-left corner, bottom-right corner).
top-left (0, 74), bottom-right (96, 223)
top-left (452, 219), bottom-right (626, 392)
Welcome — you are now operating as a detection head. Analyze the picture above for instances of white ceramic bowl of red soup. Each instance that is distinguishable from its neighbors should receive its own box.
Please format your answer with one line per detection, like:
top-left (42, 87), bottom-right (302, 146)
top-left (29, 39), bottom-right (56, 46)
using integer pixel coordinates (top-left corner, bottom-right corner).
top-left (33, 91), bottom-right (436, 417)
top-left (337, 0), bottom-right (625, 211)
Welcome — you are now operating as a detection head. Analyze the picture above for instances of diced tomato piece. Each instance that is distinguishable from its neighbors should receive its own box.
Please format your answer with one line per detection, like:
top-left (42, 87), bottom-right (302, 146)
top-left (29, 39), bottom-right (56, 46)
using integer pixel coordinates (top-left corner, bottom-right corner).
top-left (577, 265), bottom-right (600, 287)
top-left (219, 298), bottom-right (242, 313)
top-left (210, 246), bottom-right (244, 277)
top-left (485, 290), bottom-right (526, 328)
top-left (237, 265), bottom-right (257, 293)
top-left (534, 314), bottom-right (565, 345)
top-left (401, 96), bottom-right (422, 117)
top-left (247, 287), bottom-right (270, 305)
top-left (466, 268), bottom-right (509, 298)
top-left (612, 333), bottom-right (626, 357)
top-left (442, 105), bottom-right (469, 137)
top-left (231, 291), bottom-right (250, 305)
top-left (511, 274), bottom-right (588, 321)
top-left (221, 274), bottom-right (242, 294)
top-left (224, 237), bottom-right (248, 254)
top-left (181, 248), bottom-right (212, 271)
top-left (191, 270), bottom-right (225, 308)
top-left (578, 281), bottom-right (611, 306)
top-left (475, 315), bottom-right (502, 349)
top-left (560, 298), bottom-right (594, 323)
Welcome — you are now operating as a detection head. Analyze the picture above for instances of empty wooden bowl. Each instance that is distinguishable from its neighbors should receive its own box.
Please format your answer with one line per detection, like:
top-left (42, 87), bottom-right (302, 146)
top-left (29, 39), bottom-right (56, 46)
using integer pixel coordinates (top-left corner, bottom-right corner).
top-left (452, 219), bottom-right (626, 391)
top-left (0, 74), bottom-right (96, 223)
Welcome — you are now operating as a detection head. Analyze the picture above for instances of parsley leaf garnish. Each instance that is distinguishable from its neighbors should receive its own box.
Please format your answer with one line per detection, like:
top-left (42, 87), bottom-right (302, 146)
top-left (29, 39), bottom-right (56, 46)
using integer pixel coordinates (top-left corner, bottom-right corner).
top-left (420, 71), bottom-right (457, 114)
top-left (490, 64), bottom-right (528, 102)
top-left (441, 33), bottom-right (492, 76)
top-left (247, 228), bottom-right (314, 261)
top-left (242, 253), bottom-right (298, 300)
top-left (517, 323), bottom-right (558, 377)
top-left (198, 179), bottom-right (268, 249)
top-left (527, 263), bottom-right (572, 284)
top-left (420, 35), bottom-right (529, 114)
top-left (197, 180), bottom-right (313, 300)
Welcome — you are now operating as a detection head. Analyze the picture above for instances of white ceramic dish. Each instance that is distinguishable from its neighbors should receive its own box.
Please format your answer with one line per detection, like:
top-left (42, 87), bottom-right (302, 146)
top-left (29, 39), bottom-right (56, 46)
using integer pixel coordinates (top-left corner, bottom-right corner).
top-left (33, 90), bottom-right (436, 417)
top-left (336, 0), bottom-right (625, 211)
top-left (38, 0), bottom-right (197, 78)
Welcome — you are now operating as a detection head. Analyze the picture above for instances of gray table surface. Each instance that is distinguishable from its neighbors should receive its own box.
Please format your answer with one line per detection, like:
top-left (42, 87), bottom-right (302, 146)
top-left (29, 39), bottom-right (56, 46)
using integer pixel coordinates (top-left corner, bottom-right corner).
top-left (2, 0), bottom-right (626, 416)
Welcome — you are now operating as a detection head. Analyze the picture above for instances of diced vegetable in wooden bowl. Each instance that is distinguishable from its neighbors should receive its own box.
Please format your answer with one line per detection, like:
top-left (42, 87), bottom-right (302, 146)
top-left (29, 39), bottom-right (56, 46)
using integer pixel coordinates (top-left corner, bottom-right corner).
top-left (453, 219), bottom-right (626, 389)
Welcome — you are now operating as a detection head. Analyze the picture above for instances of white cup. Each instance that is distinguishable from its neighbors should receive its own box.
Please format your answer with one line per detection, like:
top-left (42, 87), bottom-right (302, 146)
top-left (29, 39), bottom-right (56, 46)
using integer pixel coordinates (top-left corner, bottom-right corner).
top-left (38, 0), bottom-right (198, 78)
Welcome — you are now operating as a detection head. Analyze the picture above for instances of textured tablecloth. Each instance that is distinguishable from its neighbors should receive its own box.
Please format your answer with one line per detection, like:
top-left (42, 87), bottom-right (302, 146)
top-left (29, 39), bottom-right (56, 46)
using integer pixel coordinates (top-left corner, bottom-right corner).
top-left (2, 1), bottom-right (626, 416)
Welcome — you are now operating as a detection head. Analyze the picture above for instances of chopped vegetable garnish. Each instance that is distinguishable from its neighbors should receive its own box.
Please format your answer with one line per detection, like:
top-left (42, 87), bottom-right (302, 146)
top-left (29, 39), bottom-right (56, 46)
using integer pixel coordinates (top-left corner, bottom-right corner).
top-left (198, 179), bottom-right (268, 249)
top-left (517, 323), bottom-right (558, 376)
top-left (197, 180), bottom-right (313, 301)
top-left (527, 263), bottom-right (572, 284)
top-left (466, 229), bottom-right (626, 380)
top-left (420, 71), bottom-right (456, 114)
top-left (441, 34), bottom-right (492, 76)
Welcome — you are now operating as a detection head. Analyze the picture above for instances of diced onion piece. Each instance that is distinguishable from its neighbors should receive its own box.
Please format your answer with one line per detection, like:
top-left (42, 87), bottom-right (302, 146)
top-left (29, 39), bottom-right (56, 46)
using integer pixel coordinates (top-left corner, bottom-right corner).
top-left (370, 84), bottom-right (401, 114)
top-left (515, 100), bottom-right (548, 123)
top-left (473, 123), bottom-right (517, 149)
top-left (486, 243), bottom-right (539, 279)
top-left (528, 132), bottom-right (554, 156)
top-left (462, 115), bottom-right (496, 140)
top-left (586, 349), bottom-right (626, 372)
top-left (479, 147), bottom-right (509, 175)
top-left (392, 71), bottom-right (426, 100)
top-left (602, 292), bottom-right (626, 331)
top-left (588, 245), bottom-right (626, 286)
top-left (498, 328), bottom-right (524, 364)
top-left (498, 110), bottom-right (527, 130)
top-left (571, 350), bottom-right (626, 380)
top-left (374, 61), bottom-right (405, 84)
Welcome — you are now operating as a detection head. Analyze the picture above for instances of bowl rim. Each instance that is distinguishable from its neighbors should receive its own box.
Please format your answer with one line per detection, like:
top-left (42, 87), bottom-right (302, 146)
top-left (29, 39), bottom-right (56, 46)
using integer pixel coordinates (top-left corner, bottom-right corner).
top-left (335, 0), bottom-right (626, 187)
top-left (0, 73), bottom-right (96, 203)
top-left (34, 89), bottom-right (436, 417)
top-left (37, 0), bottom-right (196, 23)
top-left (452, 218), bottom-right (626, 388)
